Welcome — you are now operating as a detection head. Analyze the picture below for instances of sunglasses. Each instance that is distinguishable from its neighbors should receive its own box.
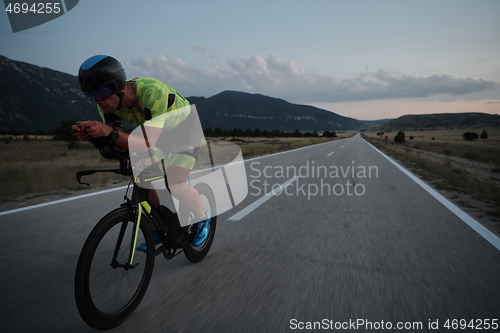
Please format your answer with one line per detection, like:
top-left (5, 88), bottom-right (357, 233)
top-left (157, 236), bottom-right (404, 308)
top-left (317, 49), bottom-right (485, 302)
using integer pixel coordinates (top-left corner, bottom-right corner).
top-left (84, 85), bottom-right (115, 102)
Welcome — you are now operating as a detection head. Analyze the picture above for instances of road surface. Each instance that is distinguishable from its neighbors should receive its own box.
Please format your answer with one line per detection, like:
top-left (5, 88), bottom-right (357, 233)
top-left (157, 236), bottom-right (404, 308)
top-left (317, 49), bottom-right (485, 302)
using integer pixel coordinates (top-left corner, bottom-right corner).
top-left (1, 133), bottom-right (499, 332)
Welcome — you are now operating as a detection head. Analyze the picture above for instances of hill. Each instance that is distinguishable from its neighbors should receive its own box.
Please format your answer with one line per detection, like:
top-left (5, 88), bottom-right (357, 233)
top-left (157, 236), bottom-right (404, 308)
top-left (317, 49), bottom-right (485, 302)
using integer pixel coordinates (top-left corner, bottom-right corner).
top-left (189, 91), bottom-right (365, 132)
top-left (0, 55), bottom-right (99, 131)
top-left (0, 55), bottom-right (365, 132)
top-left (360, 118), bottom-right (394, 128)
top-left (378, 113), bottom-right (500, 131)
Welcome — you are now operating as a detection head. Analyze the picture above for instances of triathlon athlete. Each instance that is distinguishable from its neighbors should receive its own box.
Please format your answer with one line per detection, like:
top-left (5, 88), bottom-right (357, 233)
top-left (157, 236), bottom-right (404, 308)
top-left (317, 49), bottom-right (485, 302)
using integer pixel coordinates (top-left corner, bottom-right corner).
top-left (71, 55), bottom-right (210, 249)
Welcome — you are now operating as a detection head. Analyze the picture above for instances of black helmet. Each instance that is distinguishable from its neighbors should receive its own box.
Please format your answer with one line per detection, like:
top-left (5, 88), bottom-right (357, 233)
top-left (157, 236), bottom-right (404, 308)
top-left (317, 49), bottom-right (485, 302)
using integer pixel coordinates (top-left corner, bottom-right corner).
top-left (78, 55), bottom-right (126, 101)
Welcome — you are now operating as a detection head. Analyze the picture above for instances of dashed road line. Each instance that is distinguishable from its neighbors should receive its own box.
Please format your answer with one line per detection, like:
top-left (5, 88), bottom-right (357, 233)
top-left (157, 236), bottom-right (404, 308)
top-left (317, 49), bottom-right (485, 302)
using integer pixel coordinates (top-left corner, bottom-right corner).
top-left (227, 176), bottom-right (300, 221)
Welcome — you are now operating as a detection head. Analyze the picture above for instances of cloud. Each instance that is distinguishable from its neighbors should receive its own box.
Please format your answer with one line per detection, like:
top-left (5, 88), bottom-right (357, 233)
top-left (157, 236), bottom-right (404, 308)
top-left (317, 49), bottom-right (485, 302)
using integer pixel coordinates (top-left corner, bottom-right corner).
top-left (124, 54), bottom-right (499, 103)
top-left (190, 46), bottom-right (217, 60)
top-left (190, 46), bottom-right (209, 53)
top-left (125, 55), bottom-right (238, 96)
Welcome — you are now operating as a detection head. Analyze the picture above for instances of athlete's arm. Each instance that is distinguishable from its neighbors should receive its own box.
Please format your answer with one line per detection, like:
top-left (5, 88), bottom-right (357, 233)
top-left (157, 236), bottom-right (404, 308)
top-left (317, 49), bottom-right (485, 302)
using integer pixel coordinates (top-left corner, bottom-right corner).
top-left (76, 120), bottom-right (162, 152)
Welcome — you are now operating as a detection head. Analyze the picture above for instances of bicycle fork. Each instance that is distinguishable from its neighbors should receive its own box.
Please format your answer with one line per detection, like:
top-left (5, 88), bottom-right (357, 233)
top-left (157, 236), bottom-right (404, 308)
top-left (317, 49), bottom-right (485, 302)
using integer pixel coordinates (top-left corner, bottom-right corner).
top-left (110, 205), bottom-right (144, 270)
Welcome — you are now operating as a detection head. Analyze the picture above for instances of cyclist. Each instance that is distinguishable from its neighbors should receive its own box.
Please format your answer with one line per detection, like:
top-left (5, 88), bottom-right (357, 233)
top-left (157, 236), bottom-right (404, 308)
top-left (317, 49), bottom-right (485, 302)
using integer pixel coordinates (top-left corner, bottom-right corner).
top-left (71, 55), bottom-right (210, 248)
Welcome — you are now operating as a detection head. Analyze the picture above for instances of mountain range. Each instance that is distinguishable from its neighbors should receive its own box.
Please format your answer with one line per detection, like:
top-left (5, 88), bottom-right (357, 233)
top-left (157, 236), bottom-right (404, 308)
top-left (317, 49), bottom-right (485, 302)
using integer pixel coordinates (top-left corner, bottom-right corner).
top-left (1, 55), bottom-right (495, 133)
top-left (0, 55), bottom-right (368, 132)
top-left (189, 91), bottom-right (365, 132)
top-left (0, 55), bottom-right (100, 131)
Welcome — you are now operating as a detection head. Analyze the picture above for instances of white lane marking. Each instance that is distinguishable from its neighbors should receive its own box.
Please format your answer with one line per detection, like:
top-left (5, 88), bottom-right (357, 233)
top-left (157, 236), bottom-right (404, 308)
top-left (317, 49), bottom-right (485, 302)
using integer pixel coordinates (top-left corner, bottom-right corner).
top-left (364, 139), bottom-right (500, 252)
top-left (0, 186), bottom-right (129, 217)
top-left (227, 176), bottom-right (300, 221)
top-left (0, 137), bottom-right (351, 216)
top-left (327, 151), bottom-right (335, 156)
top-left (243, 139), bottom-right (338, 163)
top-left (341, 145), bottom-right (345, 148)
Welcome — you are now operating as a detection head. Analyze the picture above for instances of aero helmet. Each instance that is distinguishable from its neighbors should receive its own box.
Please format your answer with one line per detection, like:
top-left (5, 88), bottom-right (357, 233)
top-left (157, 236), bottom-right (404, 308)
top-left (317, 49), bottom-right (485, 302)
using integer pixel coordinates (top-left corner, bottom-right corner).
top-left (78, 55), bottom-right (126, 101)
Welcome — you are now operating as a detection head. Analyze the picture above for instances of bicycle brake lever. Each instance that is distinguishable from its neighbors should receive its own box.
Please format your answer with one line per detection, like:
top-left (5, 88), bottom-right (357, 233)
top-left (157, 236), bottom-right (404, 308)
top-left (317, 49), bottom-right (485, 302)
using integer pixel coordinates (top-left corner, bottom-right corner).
top-left (76, 170), bottom-right (96, 186)
top-left (76, 176), bottom-right (90, 186)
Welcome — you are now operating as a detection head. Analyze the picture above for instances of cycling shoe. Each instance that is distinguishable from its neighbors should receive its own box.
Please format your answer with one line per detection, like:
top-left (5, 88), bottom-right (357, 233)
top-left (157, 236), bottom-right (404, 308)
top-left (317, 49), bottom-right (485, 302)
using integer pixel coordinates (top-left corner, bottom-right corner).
top-left (192, 212), bottom-right (211, 247)
top-left (136, 230), bottom-right (162, 252)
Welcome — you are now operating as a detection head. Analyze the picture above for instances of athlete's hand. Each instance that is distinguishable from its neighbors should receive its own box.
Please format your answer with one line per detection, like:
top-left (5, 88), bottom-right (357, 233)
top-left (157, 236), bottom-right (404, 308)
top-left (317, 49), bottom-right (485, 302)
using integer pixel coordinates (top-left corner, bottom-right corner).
top-left (77, 121), bottom-right (113, 138)
top-left (71, 123), bottom-right (92, 141)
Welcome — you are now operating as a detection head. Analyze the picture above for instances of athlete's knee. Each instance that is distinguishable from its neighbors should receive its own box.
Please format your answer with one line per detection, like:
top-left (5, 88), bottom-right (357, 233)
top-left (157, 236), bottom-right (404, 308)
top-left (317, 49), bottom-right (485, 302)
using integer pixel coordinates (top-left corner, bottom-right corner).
top-left (169, 181), bottom-right (190, 198)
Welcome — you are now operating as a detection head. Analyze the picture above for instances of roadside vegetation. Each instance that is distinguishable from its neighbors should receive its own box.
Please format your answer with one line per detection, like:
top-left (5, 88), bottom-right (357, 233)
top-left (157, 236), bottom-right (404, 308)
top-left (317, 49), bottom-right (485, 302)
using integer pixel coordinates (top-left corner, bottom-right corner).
top-left (0, 139), bottom-right (121, 199)
top-left (0, 126), bottom-right (354, 201)
top-left (362, 128), bottom-right (500, 224)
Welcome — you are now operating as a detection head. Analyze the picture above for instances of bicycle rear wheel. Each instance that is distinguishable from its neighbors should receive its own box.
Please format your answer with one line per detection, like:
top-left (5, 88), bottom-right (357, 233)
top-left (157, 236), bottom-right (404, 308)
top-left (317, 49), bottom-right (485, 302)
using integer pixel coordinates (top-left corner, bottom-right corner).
top-left (75, 208), bottom-right (155, 330)
top-left (182, 183), bottom-right (217, 263)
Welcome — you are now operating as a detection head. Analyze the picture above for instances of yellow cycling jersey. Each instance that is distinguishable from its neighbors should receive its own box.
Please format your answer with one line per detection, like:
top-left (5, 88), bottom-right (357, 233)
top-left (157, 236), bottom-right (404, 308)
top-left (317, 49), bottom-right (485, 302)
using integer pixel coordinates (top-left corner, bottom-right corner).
top-left (98, 77), bottom-right (191, 129)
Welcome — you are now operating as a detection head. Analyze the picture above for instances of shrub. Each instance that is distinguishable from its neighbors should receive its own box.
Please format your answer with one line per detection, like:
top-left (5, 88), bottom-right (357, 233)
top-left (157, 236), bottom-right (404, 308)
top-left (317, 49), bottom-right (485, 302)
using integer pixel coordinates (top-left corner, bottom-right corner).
top-left (463, 132), bottom-right (479, 141)
top-left (480, 130), bottom-right (488, 142)
top-left (394, 130), bottom-right (405, 143)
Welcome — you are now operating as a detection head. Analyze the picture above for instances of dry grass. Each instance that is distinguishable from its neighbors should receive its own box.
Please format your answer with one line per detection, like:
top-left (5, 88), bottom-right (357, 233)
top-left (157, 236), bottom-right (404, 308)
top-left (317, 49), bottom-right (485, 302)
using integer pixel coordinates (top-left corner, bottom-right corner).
top-left (0, 139), bottom-right (123, 199)
top-left (364, 128), bottom-right (500, 166)
top-left (362, 129), bottom-right (500, 223)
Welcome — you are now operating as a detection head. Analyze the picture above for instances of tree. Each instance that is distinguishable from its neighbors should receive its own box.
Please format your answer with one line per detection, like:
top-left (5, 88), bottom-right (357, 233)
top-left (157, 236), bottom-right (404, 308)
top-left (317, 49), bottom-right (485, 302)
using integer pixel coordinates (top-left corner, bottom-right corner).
top-left (394, 130), bottom-right (405, 143)
top-left (203, 128), bottom-right (214, 137)
top-left (480, 130), bottom-right (488, 142)
top-left (53, 120), bottom-right (78, 141)
top-left (269, 129), bottom-right (281, 137)
top-left (230, 128), bottom-right (243, 137)
top-left (213, 127), bottom-right (223, 137)
top-left (243, 128), bottom-right (254, 137)
top-left (462, 132), bottom-right (479, 141)
top-left (323, 130), bottom-right (337, 138)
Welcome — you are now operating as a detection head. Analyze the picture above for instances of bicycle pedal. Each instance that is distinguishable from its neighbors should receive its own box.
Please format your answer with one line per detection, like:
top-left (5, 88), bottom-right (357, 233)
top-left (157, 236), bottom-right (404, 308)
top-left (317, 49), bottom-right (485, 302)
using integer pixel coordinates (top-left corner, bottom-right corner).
top-left (162, 246), bottom-right (178, 260)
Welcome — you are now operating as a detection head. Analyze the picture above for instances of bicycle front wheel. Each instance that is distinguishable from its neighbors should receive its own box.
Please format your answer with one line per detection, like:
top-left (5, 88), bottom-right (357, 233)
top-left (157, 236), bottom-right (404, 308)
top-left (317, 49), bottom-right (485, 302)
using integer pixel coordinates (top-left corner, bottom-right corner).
top-left (75, 208), bottom-right (155, 330)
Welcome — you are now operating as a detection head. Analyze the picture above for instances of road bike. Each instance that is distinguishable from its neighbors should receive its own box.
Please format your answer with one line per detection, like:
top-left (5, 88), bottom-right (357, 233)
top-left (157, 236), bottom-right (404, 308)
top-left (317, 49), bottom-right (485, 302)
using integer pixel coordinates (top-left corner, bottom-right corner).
top-left (74, 138), bottom-right (217, 330)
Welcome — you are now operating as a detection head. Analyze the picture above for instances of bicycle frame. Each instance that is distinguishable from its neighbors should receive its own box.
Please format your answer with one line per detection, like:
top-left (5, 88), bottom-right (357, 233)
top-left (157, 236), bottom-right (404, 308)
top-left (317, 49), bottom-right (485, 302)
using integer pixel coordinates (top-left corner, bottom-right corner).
top-left (128, 182), bottom-right (188, 245)
top-left (77, 165), bottom-right (191, 263)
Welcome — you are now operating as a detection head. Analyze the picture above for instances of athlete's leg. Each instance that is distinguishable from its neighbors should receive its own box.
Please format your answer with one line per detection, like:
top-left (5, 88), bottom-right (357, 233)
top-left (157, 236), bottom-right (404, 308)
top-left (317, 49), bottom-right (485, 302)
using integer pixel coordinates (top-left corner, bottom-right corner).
top-left (148, 189), bottom-right (160, 208)
top-left (166, 165), bottom-right (206, 222)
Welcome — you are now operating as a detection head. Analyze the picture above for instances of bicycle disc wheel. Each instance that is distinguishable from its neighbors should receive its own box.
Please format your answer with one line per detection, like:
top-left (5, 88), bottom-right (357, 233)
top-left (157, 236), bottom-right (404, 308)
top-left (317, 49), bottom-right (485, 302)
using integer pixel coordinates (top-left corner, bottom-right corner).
top-left (75, 208), bottom-right (155, 330)
top-left (182, 183), bottom-right (217, 263)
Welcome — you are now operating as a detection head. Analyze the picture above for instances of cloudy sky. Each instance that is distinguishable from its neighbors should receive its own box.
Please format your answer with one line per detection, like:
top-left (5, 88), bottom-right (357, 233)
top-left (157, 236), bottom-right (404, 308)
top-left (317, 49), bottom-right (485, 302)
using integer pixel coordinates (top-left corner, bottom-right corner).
top-left (1, 0), bottom-right (499, 120)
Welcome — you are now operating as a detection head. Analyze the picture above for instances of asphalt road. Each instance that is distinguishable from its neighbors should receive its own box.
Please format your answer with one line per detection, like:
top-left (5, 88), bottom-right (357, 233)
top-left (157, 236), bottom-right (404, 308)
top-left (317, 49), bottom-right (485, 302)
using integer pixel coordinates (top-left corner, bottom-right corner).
top-left (1, 133), bottom-right (499, 332)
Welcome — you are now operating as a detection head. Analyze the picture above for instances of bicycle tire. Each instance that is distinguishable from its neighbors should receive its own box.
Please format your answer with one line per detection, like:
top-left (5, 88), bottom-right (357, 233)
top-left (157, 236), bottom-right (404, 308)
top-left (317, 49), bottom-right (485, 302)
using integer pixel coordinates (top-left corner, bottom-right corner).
top-left (75, 208), bottom-right (155, 330)
top-left (182, 183), bottom-right (217, 263)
